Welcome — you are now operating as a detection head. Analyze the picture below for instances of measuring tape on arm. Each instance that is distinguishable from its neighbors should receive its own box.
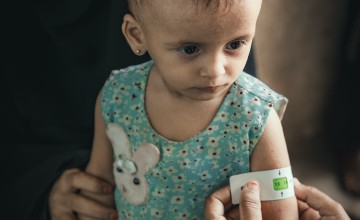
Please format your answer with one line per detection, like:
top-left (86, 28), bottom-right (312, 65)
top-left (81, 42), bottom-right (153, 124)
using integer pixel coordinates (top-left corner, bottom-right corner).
top-left (230, 166), bottom-right (295, 204)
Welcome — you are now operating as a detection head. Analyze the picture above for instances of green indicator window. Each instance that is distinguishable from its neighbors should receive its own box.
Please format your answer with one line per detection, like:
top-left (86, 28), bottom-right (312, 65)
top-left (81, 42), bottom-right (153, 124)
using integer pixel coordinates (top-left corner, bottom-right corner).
top-left (273, 177), bottom-right (288, 191)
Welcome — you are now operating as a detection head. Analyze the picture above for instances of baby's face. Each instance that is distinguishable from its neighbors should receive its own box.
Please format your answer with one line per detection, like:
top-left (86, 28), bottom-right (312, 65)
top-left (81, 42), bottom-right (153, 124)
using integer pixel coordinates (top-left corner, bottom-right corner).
top-left (140, 0), bottom-right (262, 101)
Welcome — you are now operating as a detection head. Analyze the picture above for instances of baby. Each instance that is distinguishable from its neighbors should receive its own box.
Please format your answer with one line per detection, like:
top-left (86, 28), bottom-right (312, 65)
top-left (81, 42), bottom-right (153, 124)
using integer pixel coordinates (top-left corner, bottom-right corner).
top-left (82, 0), bottom-right (298, 219)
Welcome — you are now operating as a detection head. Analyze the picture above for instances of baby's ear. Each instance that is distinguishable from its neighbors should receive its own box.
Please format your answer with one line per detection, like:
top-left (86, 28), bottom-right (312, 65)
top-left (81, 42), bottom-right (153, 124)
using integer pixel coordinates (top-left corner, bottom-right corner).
top-left (106, 124), bottom-right (132, 157)
top-left (133, 143), bottom-right (160, 173)
top-left (122, 14), bottom-right (146, 55)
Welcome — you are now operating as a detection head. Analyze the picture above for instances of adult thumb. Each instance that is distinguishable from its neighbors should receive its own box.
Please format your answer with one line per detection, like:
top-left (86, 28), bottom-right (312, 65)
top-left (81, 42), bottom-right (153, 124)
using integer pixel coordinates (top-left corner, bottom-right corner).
top-left (239, 180), bottom-right (262, 220)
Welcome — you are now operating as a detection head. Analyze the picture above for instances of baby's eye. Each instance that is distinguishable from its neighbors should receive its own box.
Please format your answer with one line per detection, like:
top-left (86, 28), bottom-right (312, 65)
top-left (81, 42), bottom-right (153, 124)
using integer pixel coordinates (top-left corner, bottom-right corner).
top-left (225, 40), bottom-right (245, 50)
top-left (178, 44), bottom-right (200, 55)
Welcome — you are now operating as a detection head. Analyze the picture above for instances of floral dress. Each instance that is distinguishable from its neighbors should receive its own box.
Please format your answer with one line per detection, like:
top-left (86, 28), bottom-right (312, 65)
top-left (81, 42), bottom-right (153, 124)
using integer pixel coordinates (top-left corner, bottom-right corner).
top-left (101, 60), bottom-right (288, 219)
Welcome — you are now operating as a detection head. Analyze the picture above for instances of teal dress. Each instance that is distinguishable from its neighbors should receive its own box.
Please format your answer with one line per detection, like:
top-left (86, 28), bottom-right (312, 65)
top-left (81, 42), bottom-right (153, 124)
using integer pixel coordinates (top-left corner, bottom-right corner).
top-left (101, 60), bottom-right (288, 220)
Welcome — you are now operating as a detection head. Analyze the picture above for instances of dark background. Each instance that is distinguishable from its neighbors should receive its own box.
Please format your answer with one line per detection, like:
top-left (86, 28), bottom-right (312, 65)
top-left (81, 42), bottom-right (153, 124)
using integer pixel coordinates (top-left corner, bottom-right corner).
top-left (1, 1), bottom-right (256, 219)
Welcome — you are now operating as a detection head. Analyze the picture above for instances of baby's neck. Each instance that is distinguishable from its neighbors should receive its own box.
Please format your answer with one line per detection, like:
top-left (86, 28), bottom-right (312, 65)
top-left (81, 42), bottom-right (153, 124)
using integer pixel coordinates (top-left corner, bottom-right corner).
top-left (146, 95), bottom-right (223, 142)
top-left (145, 71), bottom-right (226, 142)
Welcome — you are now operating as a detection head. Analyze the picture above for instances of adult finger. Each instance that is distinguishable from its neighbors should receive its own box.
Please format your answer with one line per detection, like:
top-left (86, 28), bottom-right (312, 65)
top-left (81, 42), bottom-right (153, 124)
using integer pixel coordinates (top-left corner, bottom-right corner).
top-left (204, 185), bottom-right (233, 220)
top-left (49, 169), bottom-right (116, 220)
top-left (63, 169), bottom-right (116, 219)
top-left (51, 212), bottom-right (77, 220)
top-left (224, 206), bottom-right (240, 220)
top-left (63, 168), bottom-right (113, 194)
top-left (297, 199), bottom-right (321, 220)
top-left (239, 180), bottom-right (262, 220)
top-left (68, 192), bottom-right (117, 220)
top-left (294, 178), bottom-right (350, 220)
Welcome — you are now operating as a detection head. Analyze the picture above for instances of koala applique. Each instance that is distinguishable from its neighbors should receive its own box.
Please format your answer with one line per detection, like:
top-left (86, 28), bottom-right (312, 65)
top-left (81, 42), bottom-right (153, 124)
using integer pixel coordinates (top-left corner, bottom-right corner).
top-left (106, 123), bottom-right (160, 205)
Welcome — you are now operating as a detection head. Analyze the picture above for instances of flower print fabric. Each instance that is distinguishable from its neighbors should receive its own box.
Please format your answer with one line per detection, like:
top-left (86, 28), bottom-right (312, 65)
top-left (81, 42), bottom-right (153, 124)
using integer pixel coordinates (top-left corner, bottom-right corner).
top-left (101, 60), bottom-right (288, 220)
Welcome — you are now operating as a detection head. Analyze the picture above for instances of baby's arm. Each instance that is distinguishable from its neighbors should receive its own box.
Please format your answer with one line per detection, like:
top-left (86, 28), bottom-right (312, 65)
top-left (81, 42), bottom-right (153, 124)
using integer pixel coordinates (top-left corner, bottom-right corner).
top-left (79, 92), bottom-right (116, 219)
top-left (250, 107), bottom-right (298, 220)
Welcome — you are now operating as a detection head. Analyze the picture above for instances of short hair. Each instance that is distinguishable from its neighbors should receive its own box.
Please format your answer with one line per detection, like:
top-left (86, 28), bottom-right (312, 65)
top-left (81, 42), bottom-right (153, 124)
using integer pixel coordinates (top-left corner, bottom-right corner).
top-left (126, 0), bottom-right (234, 18)
top-left (126, 0), bottom-right (143, 15)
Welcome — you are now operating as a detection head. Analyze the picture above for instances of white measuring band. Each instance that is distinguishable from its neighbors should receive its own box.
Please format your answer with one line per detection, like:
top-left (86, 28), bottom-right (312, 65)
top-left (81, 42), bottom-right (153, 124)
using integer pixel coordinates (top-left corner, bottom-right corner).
top-left (230, 166), bottom-right (294, 204)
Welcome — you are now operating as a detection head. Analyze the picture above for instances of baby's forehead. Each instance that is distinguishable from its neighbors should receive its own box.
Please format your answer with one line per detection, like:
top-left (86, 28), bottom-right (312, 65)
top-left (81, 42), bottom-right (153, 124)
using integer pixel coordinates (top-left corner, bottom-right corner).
top-left (140, 0), bottom-right (258, 40)
top-left (131, 0), bottom-right (235, 15)
top-left (135, 0), bottom-right (246, 22)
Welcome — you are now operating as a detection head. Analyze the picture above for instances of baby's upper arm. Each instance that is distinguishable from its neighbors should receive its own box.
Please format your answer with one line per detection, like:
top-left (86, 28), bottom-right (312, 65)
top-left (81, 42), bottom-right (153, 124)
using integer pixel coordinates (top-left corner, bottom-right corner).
top-left (86, 91), bottom-right (114, 185)
top-left (250, 107), bottom-right (298, 220)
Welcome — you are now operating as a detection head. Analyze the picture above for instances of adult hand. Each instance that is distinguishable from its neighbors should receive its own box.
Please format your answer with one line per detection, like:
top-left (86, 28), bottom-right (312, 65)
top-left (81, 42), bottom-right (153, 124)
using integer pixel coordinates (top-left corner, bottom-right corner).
top-left (204, 178), bottom-right (350, 220)
top-left (49, 168), bottom-right (117, 220)
top-left (204, 181), bottom-right (261, 220)
top-left (295, 178), bottom-right (350, 220)
top-left (238, 181), bottom-right (262, 220)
